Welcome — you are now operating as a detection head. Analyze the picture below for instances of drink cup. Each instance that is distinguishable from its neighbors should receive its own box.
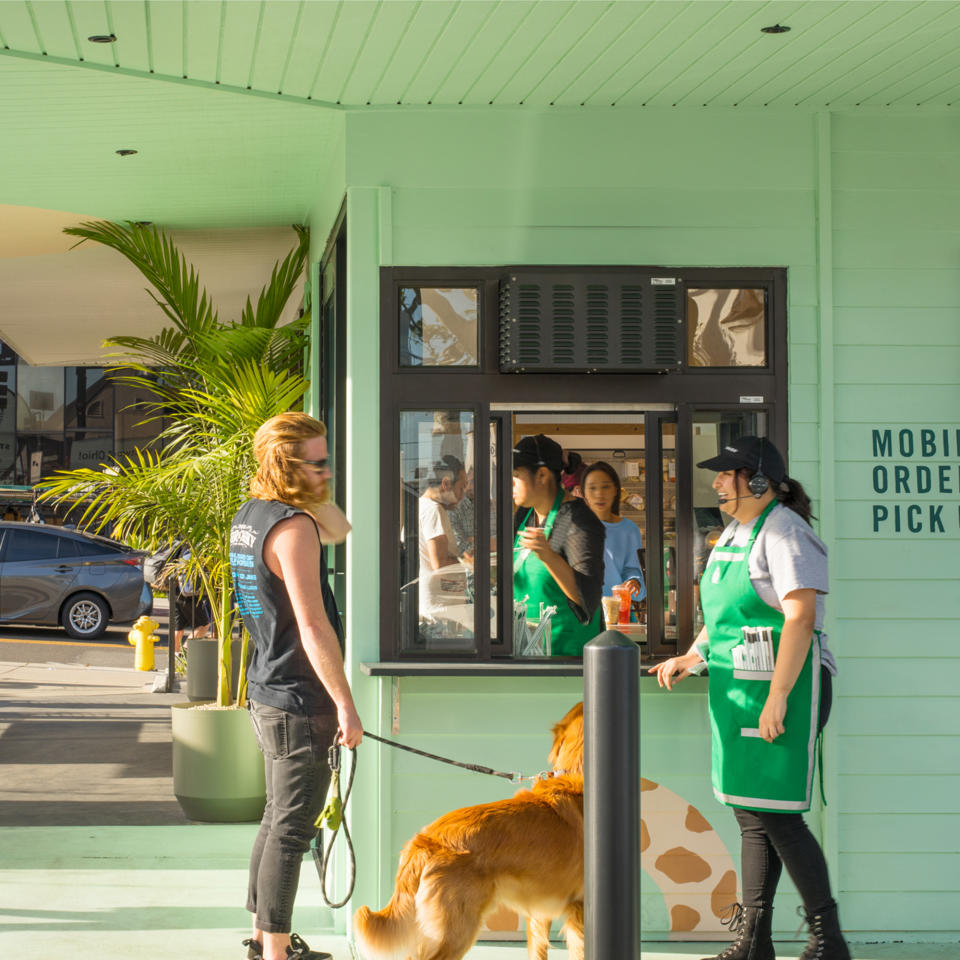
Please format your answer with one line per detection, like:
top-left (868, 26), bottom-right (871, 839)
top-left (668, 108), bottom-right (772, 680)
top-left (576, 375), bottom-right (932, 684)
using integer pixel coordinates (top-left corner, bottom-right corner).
top-left (601, 595), bottom-right (620, 627)
top-left (612, 585), bottom-right (631, 625)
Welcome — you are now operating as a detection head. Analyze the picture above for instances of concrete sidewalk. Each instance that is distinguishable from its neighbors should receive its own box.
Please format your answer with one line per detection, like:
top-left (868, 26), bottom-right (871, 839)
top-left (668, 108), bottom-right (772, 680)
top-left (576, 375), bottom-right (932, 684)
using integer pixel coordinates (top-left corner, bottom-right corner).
top-left (0, 659), bottom-right (954, 960)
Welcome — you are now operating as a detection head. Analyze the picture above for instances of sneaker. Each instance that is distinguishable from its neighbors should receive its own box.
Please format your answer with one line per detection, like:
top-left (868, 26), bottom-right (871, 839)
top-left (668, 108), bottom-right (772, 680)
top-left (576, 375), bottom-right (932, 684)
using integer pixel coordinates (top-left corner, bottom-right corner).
top-left (242, 934), bottom-right (332, 960)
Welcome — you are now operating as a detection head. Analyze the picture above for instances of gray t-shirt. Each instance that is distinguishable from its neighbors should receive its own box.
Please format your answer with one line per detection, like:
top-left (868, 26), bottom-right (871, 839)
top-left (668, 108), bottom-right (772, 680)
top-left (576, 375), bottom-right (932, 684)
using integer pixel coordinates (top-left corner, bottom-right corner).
top-left (697, 502), bottom-right (837, 675)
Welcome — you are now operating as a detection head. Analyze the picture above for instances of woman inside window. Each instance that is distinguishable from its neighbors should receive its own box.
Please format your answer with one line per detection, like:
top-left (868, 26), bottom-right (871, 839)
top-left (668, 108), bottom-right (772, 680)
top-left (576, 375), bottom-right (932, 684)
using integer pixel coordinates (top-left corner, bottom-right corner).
top-left (581, 460), bottom-right (646, 612)
top-left (513, 434), bottom-right (604, 656)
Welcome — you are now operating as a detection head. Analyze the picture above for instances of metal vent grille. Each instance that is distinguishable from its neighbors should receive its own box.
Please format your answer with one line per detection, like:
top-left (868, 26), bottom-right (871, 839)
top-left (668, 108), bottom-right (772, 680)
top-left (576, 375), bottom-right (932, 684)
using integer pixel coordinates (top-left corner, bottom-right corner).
top-left (499, 271), bottom-right (683, 373)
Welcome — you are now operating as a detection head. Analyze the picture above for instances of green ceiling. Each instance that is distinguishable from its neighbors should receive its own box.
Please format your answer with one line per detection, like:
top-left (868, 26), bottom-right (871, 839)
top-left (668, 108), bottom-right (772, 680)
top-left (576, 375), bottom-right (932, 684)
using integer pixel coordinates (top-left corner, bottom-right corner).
top-left (2, 0), bottom-right (959, 109)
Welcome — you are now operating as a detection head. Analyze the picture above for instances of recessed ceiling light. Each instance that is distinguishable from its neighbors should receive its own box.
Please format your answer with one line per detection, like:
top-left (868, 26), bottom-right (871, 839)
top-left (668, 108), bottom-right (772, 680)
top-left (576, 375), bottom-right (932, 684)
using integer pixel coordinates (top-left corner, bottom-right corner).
top-left (115, 149), bottom-right (138, 157)
top-left (761, 24), bottom-right (790, 34)
top-left (88, 34), bottom-right (117, 43)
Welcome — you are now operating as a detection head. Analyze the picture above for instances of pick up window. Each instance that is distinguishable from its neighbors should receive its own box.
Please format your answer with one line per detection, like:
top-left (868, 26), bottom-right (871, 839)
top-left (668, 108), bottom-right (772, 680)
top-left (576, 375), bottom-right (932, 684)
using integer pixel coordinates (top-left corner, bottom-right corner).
top-left (376, 266), bottom-right (787, 666)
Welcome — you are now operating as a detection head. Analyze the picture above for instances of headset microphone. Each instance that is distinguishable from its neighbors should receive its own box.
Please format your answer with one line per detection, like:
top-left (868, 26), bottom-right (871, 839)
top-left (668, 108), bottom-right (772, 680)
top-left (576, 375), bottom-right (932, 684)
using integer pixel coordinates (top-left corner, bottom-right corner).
top-left (747, 439), bottom-right (770, 498)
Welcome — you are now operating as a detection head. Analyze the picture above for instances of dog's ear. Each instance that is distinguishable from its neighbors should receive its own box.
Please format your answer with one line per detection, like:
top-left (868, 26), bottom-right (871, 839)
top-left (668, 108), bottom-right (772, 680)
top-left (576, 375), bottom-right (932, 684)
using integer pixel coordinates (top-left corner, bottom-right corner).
top-left (548, 702), bottom-right (584, 773)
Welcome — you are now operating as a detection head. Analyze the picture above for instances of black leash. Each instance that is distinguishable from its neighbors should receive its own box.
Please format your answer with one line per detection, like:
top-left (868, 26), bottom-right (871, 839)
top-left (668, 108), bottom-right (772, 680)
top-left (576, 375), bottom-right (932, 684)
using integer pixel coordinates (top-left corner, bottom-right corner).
top-left (362, 730), bottom-right (521, 781)
top-left (313, 730), bottom-right (557, 907)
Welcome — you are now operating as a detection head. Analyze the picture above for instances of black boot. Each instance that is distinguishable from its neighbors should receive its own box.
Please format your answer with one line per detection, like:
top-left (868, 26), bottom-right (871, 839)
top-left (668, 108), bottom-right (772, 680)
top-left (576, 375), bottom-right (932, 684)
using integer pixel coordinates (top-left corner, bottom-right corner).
top-left (797, 902), bottom-right (851, 960)
top-left (701, 904), bottom-right (776, 960)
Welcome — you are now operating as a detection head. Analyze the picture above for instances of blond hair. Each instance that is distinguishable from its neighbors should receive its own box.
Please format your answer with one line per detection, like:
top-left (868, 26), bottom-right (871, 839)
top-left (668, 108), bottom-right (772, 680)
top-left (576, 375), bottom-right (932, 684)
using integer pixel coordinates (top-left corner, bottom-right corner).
top-left (249, 412), bottom-right (329, 512)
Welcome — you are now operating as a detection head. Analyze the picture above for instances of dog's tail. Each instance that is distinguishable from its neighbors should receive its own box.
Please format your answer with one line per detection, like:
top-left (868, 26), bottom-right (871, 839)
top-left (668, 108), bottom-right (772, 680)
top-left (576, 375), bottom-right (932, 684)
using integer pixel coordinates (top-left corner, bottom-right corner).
top-left (353, 835), bottom-right (432, 958)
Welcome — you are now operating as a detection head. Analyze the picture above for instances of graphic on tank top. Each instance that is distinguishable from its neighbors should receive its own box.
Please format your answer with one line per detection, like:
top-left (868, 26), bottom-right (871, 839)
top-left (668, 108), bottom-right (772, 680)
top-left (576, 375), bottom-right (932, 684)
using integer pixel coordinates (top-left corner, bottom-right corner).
top-left (230, 522), bottom-right (262, 618)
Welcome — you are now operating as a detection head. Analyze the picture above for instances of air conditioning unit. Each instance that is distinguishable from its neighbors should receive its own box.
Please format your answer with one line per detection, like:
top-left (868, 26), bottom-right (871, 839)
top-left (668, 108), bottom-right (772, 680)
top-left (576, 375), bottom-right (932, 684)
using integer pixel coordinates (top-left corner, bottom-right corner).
top-left (499, 270), bottom-right (684, 373)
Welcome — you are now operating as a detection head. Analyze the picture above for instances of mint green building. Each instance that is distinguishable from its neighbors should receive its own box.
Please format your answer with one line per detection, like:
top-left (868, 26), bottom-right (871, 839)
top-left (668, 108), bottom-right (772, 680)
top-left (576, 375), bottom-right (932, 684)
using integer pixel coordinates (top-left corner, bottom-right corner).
top-left (2, 1), bottom-right (958, 949)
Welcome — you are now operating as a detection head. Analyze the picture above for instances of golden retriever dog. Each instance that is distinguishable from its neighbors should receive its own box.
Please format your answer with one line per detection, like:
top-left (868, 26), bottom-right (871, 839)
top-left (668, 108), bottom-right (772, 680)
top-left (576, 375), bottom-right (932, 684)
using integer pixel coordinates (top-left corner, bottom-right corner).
top-left (353, 702), bottom-right (584, 960)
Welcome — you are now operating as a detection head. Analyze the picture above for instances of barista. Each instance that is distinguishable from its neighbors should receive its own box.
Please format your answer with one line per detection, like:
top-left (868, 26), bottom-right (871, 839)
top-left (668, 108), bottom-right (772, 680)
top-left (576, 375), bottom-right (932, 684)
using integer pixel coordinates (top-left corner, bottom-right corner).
top-left (513, 434), bottom-right (604, 656)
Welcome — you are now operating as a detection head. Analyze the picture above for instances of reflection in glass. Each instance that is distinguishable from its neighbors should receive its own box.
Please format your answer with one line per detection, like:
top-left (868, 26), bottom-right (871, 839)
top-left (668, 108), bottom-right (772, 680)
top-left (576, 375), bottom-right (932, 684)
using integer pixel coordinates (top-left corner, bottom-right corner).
top-left (399, 287), bottom-right (479, 367)
top-left (112, 371), bottom-right (164, 458)
top-left (15, 435), bottom-right (65, 484)
top-left (488, 421), bottom-right (498, 640)
top-left (691, 412), bottom-right (768, 631)
top-left (66, 432), bottom-right (114, 469)
top-left (399, 410), bottom-right (476, 652)
top-left (66, 368), bottom-right (112, 429)
top-left (661, 423), bottom-right (677, 643)
top-left (17, 363), bottom-right (64, 432)
top-left (688, 288), bottom-right (766, 367)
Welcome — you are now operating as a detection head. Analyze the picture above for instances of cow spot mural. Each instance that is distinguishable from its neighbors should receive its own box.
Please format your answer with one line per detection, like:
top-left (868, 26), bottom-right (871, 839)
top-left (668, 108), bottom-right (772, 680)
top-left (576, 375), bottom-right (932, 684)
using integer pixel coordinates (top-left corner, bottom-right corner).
top-left (641, 777), bottom-right (739, 937)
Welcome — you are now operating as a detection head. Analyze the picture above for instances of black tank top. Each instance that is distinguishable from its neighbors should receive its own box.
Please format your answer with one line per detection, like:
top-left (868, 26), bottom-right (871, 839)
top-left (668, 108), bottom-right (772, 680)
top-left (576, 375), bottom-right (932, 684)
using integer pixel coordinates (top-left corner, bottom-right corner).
top-left (230, 498), bottom-right (343, 715)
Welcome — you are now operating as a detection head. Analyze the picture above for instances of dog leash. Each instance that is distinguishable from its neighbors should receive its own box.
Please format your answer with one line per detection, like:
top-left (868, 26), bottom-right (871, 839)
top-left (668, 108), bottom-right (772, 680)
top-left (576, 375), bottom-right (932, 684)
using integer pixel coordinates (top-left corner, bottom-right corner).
top-left (312, 730), bottom-right (568, 908)
top-left (313, 738), bottom-right (358, 908)
top-left (362, 730), bottom-right (549, 783)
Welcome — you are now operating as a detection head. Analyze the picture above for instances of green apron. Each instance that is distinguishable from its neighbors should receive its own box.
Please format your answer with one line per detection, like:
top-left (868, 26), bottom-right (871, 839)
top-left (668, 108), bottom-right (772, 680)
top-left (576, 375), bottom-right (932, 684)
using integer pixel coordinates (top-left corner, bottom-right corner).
top-left (514, 492), bottom-right (603, 657)
top-left (699, 500), bottom-right (822, 813)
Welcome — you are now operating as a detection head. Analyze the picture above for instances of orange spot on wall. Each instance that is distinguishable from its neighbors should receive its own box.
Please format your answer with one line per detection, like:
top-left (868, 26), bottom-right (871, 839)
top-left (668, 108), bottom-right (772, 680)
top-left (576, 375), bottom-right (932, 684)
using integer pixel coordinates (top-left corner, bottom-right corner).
top-left (711, 869), bottom-right (739, 919)
top-left (641, 777), bottom-right (658, 791)
top-left (670, 904), bottom-right (701, 932)
top-left (684, 805), bottom-right (713, 833)
top-left (484, 904), bottom-right (519, 931)
top-left (654, 846), bottom-right (712, 884)
top-left (640, 818), bottom-right (650, 852)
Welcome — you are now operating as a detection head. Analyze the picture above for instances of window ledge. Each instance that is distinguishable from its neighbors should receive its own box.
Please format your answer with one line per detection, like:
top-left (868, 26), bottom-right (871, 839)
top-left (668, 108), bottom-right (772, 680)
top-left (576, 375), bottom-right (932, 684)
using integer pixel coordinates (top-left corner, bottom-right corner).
top-left (360, 661), bottom-right (584, 677)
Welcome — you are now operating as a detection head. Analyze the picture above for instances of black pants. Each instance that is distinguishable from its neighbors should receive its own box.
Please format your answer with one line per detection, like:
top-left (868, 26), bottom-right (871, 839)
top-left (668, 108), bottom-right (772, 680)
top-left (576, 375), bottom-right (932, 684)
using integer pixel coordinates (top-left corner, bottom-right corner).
top-left (733, 668), bottom-right (835, 916)
top-left (246, 700), bottom-right (338, 933)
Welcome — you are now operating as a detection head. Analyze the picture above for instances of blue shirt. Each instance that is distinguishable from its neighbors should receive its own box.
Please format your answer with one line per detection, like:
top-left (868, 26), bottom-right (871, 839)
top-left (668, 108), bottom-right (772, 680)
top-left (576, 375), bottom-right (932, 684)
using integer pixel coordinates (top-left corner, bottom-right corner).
top-left (601, 516), bottom-right (646, 601)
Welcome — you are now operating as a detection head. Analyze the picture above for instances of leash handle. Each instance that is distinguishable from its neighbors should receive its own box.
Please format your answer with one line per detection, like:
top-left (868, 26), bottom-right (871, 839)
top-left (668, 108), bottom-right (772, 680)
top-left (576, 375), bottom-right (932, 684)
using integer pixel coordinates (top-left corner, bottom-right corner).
top-left (315, 734), bottom-right (357, 909)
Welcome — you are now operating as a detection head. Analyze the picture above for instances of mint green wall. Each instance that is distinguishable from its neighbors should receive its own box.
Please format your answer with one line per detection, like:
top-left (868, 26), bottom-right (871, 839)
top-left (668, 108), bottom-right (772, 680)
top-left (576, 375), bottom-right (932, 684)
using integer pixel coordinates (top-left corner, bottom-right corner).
top-left (332, 108), bottom-right (960, 940)
top-left (827, 114), bottom-right (960, 934)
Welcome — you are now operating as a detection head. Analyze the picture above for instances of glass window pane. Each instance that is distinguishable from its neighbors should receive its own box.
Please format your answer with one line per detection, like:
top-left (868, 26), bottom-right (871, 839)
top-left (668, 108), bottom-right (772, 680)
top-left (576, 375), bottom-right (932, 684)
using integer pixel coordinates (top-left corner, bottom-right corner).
top-left (66, 367), bottom-right (113, 429)
top-left (691, 411), bottom-right (769, 633)
top-left (687, 288), bottom-right (766, 367)
top-left (5, 528), bottom-right (59, 562)
top-left (661, 422), bottom-right (677, 644)
top-left (17, 363), bottom-right (64, 431)
top-left (15, 435), bottom-right (65, 484)
top-left (112, 371), bottom-right (164, 458)
top-left (399, 410), bottom-right (476, 653)
top-left (399, 287), bottom-right (479, 367)
top-left (66, 432), bottom-right (114, 469)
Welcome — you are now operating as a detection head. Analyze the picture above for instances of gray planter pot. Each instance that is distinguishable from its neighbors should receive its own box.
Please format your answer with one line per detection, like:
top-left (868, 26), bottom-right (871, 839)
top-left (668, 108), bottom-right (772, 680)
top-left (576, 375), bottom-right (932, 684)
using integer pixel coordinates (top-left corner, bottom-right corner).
top-left (186, 636), bottom-right (248, 702)
top-left (171, 701), bottom-right (266, 823)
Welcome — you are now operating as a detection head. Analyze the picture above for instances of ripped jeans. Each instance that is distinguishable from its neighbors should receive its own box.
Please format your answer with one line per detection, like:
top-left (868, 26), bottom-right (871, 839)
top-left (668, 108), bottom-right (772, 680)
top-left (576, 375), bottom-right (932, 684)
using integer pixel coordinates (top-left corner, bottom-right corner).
top-left (246, 700), bottom-right (338, 934)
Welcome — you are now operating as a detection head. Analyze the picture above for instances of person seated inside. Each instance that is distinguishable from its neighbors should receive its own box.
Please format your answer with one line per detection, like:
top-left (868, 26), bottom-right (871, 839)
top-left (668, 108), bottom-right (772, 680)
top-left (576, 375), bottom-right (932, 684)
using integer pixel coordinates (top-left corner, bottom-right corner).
top-left (418, 455), bottom-right (472, 632)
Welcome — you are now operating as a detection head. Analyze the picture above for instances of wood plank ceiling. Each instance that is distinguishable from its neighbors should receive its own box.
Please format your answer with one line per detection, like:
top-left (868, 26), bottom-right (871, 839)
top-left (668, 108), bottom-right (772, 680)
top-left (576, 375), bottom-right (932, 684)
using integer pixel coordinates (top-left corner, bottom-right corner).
top-left (1, 0), bottom-right (958, 109)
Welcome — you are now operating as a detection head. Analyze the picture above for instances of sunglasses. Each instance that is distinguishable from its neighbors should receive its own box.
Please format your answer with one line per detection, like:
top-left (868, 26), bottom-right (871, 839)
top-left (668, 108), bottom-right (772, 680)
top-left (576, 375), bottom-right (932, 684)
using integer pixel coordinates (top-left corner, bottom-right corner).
top-left (300, 458), bottom-right (331, 471)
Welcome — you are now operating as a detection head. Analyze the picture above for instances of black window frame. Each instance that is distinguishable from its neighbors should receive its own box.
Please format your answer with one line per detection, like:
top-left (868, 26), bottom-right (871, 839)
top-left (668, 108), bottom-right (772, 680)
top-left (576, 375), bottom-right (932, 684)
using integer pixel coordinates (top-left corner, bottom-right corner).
top-left (378, 265), bottom-right (788, 665)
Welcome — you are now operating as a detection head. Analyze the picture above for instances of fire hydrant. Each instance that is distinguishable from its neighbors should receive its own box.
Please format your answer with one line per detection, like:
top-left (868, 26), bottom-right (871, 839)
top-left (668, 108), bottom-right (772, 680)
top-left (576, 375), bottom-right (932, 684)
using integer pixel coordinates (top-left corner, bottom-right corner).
top-left (128, 616), bottom-right (160, 671)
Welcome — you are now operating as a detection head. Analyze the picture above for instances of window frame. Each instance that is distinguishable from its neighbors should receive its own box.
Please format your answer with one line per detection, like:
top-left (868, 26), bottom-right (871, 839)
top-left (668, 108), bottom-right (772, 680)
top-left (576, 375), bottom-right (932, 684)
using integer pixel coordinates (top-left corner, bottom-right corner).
top-left (378, 265), bottom-right (788, 665)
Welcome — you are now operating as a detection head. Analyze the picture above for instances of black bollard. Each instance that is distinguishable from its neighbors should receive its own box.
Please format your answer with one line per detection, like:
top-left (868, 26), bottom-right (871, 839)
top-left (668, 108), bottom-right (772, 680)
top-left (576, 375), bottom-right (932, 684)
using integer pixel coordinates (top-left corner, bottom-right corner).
top-left (166, 575), bottom-right (179, 693)
top-left (584, 629), bottom-right (640, 960)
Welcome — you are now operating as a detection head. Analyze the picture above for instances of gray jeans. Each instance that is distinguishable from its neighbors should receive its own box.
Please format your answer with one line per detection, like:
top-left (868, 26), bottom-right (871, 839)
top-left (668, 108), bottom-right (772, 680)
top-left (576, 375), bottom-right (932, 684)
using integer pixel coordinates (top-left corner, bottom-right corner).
top-left (247, 700), bottom-right (338, 933)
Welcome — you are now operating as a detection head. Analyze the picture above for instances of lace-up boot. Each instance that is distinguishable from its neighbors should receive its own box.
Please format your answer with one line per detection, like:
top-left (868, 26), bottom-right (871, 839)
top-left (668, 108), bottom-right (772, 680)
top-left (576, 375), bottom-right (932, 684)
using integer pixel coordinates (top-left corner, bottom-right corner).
top-left (701, 904), bottom-right (776, 960)
top-left (797, 902), bottom-right (851, 960)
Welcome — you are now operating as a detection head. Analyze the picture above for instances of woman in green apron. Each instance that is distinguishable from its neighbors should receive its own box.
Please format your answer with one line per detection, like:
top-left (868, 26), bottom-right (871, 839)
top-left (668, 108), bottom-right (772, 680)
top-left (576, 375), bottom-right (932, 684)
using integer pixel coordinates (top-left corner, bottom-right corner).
top-left (513, 434), bottom-right (605, 657)
top-left (650, 437), bottom-right (850, 960)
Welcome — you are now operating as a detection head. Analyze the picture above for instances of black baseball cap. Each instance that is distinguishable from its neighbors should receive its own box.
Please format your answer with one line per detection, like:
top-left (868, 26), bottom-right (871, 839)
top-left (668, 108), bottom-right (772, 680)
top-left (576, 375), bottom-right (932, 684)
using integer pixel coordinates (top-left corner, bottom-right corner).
top-left (696, 436), bottom-right (787, 484)
top-left (513, 434), bottom-right (564, 473)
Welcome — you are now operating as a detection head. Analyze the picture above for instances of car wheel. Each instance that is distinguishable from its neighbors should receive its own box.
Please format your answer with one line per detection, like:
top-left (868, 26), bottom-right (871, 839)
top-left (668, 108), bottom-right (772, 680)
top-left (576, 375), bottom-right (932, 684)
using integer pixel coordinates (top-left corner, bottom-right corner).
top-left (61, 592), bottom-right (110, 640)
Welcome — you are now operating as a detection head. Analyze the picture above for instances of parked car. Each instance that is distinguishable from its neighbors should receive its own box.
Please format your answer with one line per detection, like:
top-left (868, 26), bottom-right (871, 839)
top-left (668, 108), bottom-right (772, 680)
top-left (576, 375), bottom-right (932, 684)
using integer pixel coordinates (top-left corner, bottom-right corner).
top-left (0, 522), bottom-right (152, 639)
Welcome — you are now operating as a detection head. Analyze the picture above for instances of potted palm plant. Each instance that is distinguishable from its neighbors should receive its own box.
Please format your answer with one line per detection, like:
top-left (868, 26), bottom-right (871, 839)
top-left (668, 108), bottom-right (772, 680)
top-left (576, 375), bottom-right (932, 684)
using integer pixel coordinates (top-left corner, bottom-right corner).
top-left (40, 221), bottom-right (311, 821)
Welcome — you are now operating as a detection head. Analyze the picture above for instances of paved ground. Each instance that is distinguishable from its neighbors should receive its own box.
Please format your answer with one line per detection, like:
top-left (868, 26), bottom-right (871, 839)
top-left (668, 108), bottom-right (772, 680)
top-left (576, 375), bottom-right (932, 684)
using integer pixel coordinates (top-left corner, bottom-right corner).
top-left (0, 653), bottom-right (955, 959)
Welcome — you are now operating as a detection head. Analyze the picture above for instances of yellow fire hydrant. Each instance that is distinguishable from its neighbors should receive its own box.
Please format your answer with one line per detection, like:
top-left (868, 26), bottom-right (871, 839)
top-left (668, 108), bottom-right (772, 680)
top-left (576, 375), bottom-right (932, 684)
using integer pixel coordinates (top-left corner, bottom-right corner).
top-left (128, 616), bottom-right (161, 671)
